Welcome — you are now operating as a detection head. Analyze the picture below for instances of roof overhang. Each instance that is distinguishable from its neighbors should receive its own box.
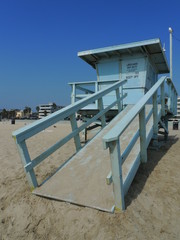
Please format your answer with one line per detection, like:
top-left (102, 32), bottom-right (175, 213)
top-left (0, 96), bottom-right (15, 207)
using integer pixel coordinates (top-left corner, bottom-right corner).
top-left (78, 39), bottom-right (169, 74)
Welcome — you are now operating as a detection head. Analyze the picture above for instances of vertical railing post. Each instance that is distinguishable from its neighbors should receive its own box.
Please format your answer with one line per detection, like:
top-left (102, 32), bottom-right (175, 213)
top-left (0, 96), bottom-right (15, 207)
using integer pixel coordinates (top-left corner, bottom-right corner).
top-left (172, 88), bottom-right (174, 114)
top-left (173, 89), bottom-right (176, 115)
top-left (167, 82), bottom-right (171, 111)
top-left (98, 97), bottom-right (106, 128)
top-left (171, 86), bottom-right (174, 113)
top-left (153, 91), bottom-right (158, 144)
top-left (120, 86), bottom-right (123, 110)
top-left (161, 81), bottom-right (165, 117)
top-left (71, 84), bottom-right (76, 104)
top-left (16, 140), bottom-right (38, 190)
top-left (175, 93), bottom-right (177, 115)
top-left (170, 85), bottom-right (173, 112)
top-left (95, 82), bottom-right (98, 109)
top-left (108, 140), bottom-right (125, 211)
top-left (70, 114), bottom-right (81, 151)
top-left (139, 107), bottom-right (147, 163)
top-left (115, 88), bottom-right (121, 113)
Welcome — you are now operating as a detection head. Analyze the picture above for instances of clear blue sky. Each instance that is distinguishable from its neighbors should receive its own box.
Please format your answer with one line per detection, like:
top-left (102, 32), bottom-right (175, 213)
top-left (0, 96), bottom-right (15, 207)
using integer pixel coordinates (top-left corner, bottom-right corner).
top-left (0, 0), bottom-right (180, 110)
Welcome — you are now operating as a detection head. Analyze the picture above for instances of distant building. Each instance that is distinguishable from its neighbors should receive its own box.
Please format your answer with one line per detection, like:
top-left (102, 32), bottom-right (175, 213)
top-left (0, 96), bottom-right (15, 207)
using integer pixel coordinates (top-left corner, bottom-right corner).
top-left (38, 103), bottom-right (63, 119)
top-left (177, 96), bottom-right (180, 119)
top-left (16, 110), bottom-right (24, 119)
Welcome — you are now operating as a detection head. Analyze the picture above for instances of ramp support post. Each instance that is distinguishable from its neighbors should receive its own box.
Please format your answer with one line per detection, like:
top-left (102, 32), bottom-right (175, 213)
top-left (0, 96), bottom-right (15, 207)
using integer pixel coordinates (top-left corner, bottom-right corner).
top-left (108, 140), bottom-right (125, 211)
top-left (98, 98), bottom-right (106, 128)
top-left (173, 89), bottom-right (177, 114)
top-left (116, 88), bottom-right (121, 112)
top-left (139, 107), bottom-right (147, 163)
top-left (161, 81), bottom-right (165, 117)
top-left (152, 91), bottom-right (158, 145)
top-left (70, 114), bottom-right (81, 151)
top-left (164, 116), bottom-right (168, 141)
top-left (16, 140), bottom-right (38, 190)
top-left (95, 82), bottom-right (98, 109)
top-left (167, 82), bottom-right (171, 111)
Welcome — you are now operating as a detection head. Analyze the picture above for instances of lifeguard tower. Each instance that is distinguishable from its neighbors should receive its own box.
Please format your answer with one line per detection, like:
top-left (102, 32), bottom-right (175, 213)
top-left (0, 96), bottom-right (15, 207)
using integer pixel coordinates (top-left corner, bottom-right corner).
top-left (12, 38), bottom-right (178, 212)
top-left (69, 39), bottom-right (169, 120)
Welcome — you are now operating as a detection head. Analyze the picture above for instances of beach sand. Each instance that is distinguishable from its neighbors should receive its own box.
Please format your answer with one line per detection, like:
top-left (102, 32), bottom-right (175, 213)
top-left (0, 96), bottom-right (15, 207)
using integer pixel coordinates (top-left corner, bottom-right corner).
top-left (0, 120), bottom-right (180, 240)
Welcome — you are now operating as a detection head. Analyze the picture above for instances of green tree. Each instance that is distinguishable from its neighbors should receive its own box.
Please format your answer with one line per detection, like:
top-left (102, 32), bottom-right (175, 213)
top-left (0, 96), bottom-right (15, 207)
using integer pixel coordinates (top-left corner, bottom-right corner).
top-left (23, 106), bottom-right (31, 118)
top-left (36, 106), bottom-right (40, 112)
top-left (9, 110), bottom-right (16, 119)
top-left (52, 102), bottom-right (57, 110)
top-left (44, 110), bottom-right (47, 116)
top-left (2, 109), bottom-right (8, 119)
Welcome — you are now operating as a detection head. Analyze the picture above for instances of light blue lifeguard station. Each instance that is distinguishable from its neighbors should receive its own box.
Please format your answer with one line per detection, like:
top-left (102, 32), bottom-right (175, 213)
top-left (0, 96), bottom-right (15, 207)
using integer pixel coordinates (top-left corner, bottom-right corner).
top-left (69, 39), bottom-right (169, 120)
top-left (12, 39), bottom-right (178, 212)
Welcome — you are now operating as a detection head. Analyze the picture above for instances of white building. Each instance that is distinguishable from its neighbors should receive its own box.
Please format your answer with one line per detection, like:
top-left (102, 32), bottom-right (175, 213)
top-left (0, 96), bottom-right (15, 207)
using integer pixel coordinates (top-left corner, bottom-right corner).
top-left (177, 96), bottom-right (180, 119)
top-left (38, 103), bottom-right (56, 119)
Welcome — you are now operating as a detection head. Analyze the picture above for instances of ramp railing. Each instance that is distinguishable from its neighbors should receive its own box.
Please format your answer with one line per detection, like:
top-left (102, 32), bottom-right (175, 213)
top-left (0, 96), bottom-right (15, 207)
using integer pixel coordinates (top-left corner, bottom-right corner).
top-left (12, 80), bottom-right (127, 190)
top-left (69, 80), bottom-right (120, 105)
top-left (103, 76), bottom-right (178, 211)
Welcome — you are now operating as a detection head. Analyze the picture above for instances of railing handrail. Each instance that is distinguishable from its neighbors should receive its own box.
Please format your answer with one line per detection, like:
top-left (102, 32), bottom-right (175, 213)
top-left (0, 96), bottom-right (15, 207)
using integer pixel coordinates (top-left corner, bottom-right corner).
top-left (103, 76), bottom-right (167, 145)
top-left (103, 76), bottom-right (177, 210)
top-left (13, 79), bottom-right (126, 143)
top-left (68, 79), bottom-right (119, 85)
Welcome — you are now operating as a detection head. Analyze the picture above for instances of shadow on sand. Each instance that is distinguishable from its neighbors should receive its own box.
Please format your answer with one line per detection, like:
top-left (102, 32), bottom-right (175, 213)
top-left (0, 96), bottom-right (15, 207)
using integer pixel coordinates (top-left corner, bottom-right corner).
top-left (125, 133), bottom-right (179, 208)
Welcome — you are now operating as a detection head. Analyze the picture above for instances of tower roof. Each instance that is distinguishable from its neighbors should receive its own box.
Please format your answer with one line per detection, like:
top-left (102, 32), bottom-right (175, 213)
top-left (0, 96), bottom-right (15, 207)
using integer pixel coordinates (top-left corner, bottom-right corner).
top-left (78, 38), bottom-right (169, 74)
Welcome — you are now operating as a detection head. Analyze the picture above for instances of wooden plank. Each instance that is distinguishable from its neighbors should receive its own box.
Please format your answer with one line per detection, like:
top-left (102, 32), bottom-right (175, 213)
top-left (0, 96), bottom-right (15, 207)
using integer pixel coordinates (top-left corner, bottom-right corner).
top-left (115, 88), bottom-right (121, 112)
top-left (98, 97), bottom-right (106, 128)
top-left (123, 153), bottom-right (140, 195)
top-left (161, 81), bottom-right (165, 116)
top-left (33, 106), bottom-right (133, 212)
top-left (139, 107), bottom-right (147, 163)
top-left (13, 80), bottom-right (126, 143)
top-left (25, 96), bottom-right (127, 173)
top-left (70, 114), bottom-right (81, 151)
top-left (16, 141), bottom-right (38, 189)
top-left (33, 105), bottom-right (154, 212)
top-left (103, 76), bottom-right (166, 144)
top-left (108, 139), bottom-right (125, 211)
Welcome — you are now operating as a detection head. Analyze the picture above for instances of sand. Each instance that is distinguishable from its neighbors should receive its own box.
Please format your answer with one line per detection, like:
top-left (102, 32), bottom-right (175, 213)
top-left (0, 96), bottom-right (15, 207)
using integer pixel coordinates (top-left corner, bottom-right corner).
top-left (0, 120), bottom-right (180, 240)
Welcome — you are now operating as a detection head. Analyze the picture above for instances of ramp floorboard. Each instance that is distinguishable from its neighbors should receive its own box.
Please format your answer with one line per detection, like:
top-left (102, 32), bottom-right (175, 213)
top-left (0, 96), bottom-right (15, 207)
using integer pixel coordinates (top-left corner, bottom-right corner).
top-left (33, 105), bottom-right (155, 212)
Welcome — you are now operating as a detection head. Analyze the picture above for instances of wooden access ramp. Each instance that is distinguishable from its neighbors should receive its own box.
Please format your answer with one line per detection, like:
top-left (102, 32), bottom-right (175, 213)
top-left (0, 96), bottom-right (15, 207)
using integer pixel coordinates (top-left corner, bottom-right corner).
top-left (33, 105), bottom-right (155, 212)
top-left (12, 76), bottom-right (177, 212)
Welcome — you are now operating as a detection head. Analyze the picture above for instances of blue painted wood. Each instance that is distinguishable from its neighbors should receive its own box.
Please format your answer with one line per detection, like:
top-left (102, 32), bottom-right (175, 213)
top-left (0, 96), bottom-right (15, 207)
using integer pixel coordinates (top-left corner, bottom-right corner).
top-left (12, 80), bottom-right (126, 144)
top-left (14, 80), bottom-right (127, 189)
top-left (153, 91), bottom-right (158, 140)
top-left (106, 107), bottom-right (153, 181)
top-left (78, 39), bottom-right (171, 109)
top-left (103, 76), bottom-right (178, 210)
top-left (108, 140), bottom-right (125, 211)
top-left (115, 88), bottom-right (121, 112)
top-left (123, 153), bottom-right (140, 195)
top-left (16, 141), bottom-right (38, 189)
top-left (161, 81), bottom-right (165, 116)
top-left (139, 107), bottom-right (147, 163)
top-left (24, 93), bottom-right (127, 174)
top-left (103, 76), bottom-right (166, 146)
top-left (121, 130), bottom-right (139, 164)
top-left (98, 98), bottom-right (106, 128)
top-left (70, 113), bottom-right (81, 151)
